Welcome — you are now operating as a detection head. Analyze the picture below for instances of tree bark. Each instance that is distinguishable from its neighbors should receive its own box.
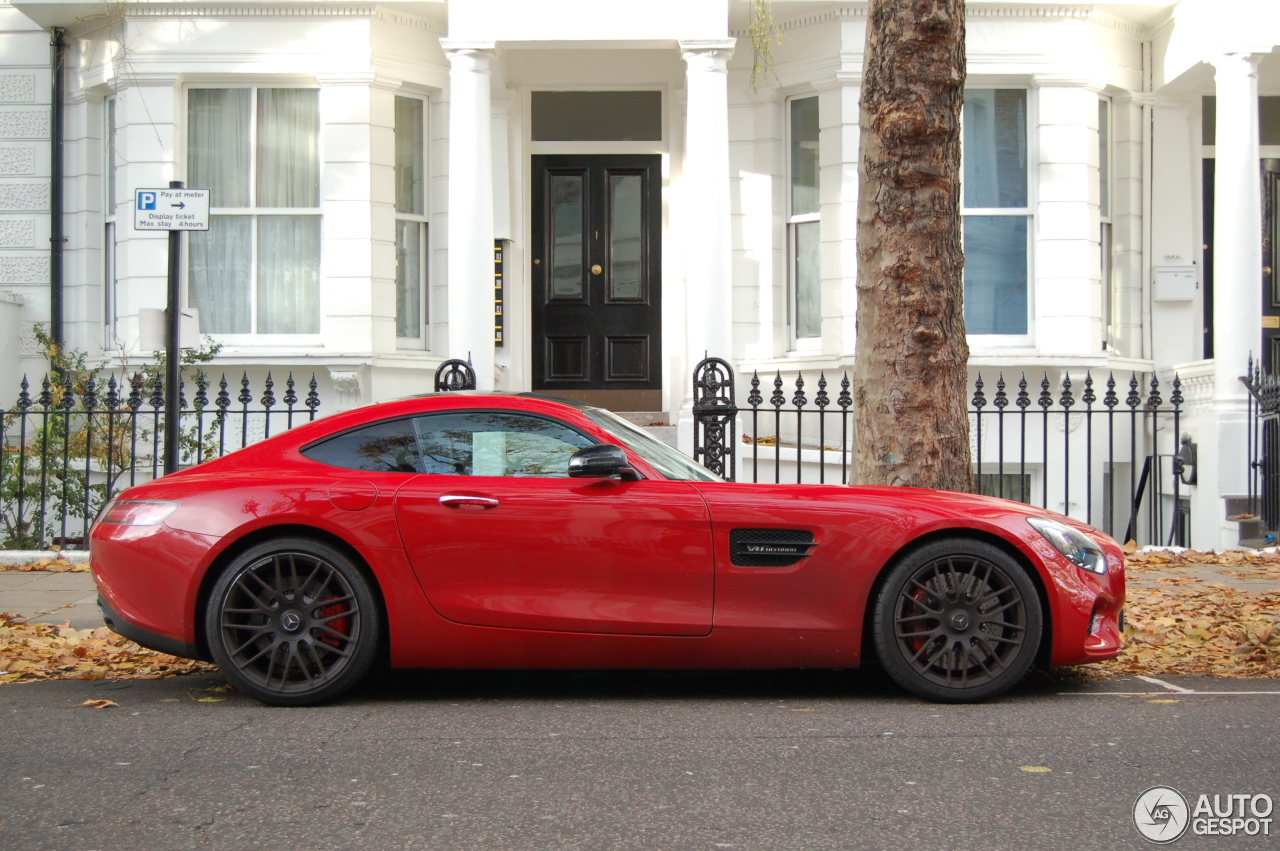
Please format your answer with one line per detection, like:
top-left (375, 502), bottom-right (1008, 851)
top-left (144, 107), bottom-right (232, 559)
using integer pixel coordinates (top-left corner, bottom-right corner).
top-left (852, 0), bottom-right (972, 492)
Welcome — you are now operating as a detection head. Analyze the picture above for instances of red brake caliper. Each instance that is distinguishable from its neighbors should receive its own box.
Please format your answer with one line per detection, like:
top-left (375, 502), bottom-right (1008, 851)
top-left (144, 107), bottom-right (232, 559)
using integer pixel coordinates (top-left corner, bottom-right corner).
top-left (319, 598), bottom-right (351, 648)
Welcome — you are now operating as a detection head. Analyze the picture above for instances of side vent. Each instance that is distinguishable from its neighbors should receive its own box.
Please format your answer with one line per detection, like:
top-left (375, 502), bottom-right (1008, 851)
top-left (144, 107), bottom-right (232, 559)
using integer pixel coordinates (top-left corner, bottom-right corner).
top-left (729, 528), bottom-right (816, 567)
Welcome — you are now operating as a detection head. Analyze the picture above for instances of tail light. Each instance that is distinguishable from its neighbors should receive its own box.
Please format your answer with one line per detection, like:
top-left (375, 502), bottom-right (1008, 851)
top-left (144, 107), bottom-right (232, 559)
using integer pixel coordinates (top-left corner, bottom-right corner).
top-left (98, 500), bottom-right (177, 526)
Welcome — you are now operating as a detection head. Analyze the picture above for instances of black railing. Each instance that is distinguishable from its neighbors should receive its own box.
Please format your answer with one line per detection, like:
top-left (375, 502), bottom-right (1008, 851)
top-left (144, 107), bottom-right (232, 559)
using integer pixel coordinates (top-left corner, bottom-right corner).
top-left (691, 357), bottom-right (1187, 546)
top-left (1, 370), bottom-right (320, 550)
top-left (1242, 356), bottom-right (1280, 532)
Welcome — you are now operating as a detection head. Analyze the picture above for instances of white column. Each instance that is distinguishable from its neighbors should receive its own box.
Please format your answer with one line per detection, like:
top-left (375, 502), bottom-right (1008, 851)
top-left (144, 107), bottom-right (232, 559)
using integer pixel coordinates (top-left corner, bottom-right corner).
top-left (442, 42), bottom-right (496, 390)
top-left (1211, 53), bottom-right (1261, 503)
top-left (680, 39), bottom-right (735, 365)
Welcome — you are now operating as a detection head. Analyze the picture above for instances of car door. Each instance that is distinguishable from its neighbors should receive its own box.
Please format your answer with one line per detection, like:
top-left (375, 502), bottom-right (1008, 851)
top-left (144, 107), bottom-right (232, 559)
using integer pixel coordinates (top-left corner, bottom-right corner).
top-left (393, 410), bottom-right (714, 636)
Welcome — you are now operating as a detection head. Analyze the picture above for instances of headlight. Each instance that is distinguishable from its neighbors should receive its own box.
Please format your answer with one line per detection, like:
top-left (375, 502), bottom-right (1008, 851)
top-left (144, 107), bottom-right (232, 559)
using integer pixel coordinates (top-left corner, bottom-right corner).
top-left (97, 499), bottom-right (177, 526)
top-left (1026, 517), bottom-right (1106, 575)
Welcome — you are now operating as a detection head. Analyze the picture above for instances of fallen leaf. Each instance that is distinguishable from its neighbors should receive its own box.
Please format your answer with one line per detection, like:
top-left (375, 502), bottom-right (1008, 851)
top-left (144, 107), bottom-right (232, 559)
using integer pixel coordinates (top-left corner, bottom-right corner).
top-left (1020, 766), bottom-right (1052, 773)
top-left (78, 699), bottom-right (118, 709)
top-left (1146, 699), bottom-right (1180, 704)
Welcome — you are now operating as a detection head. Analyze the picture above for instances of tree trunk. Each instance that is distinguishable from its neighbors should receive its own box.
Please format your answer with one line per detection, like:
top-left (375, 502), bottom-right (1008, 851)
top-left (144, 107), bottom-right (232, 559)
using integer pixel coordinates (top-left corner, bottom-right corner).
top-left (852, 0), bottom-right (972, 492)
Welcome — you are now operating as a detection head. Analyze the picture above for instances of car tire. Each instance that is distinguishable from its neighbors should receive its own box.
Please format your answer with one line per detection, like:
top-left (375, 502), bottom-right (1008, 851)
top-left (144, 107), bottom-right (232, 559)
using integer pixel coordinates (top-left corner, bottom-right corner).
top-left (872, 538), bottom-right (1043, 703)
top-left (205, 537), bottom-right (380, 706)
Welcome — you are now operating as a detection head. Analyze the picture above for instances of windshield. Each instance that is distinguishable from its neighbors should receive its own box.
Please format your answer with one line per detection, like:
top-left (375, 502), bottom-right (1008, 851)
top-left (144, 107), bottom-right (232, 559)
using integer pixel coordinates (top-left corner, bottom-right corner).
top-left (584, 408), bottom-right (722, 482)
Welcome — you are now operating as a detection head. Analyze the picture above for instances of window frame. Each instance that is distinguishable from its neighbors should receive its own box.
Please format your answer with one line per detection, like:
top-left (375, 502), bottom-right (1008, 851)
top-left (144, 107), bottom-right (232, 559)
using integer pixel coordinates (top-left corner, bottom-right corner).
top-left (394, 93), bottom-right (429, 350)
top-left (786, 94), bottom-right (822, 351)
top-left (184, 85), bottom-right (324, 344)
top-left (1098, 96), bottom-right (1117, 350)
top-left (103, 95), bottom-right (118, 348)
top-left (960, 86), bottom-right (1033, 343)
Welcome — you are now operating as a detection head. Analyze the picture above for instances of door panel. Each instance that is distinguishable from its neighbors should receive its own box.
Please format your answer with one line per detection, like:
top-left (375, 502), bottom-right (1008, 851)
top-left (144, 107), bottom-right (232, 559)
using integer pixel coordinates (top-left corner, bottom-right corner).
top-left (532, 155), bottom-right (661, 408)
top-left (395, 477), bottom-right (714, 635)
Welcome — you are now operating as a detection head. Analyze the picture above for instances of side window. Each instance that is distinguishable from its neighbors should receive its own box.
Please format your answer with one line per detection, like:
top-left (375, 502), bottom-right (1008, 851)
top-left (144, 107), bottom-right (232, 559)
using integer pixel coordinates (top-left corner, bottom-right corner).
top-left (301, 419), bottom-right (424, 473)
top-left (412, 412), bottom-right (595, 477)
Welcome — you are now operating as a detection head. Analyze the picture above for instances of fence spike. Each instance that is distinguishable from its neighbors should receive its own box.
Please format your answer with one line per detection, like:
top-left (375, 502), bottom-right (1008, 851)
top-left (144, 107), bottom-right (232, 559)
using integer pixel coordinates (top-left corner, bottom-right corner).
top-left (17, 374), bottom-right (31, 410)
top-left (972, 374), bottom-right (987, 410)
top-left (262, 372), bottom-right (276, 409)
top-left (792, 372), bottom-right (807, 409)
top-left (994, 374), bottom-right (1008, 410)
top-left (1060, 373), bottom-right (1074, 410)
top-left (1038, 374), bottom-right (1053, 410)
top-left (39, 374), bottom-right (52, 409)
top-left (1015, 374), bottom-right (1030, 410)
top-left (306, 374), bottom-right (321, 414)
top-left (148, 372), bottom-right (164, 410)
top-left (1170, 373), bottom-right (1183, 409)
top-left (771, 371), bottom-right (785, 409)
top-left (83, 375), bottom-right (98, 411)
top-left (1082, 372), bottom-right (1096, 406)
top-left (195, 372), bottom-right (209, 411)
top-left (216, 374), bottom-right (231, 411)
top-left (284, 373), bottom-right (298, 407)
top-left (105, 374), bottom-right (120, 411)
top-left (838, 373), bottom-right (852, 410)
top-left (1146, 373), bottom-right (1163, 410)
top-left (1104, 373), bottom-right (1118, 409)
top-left (239, 372), bottom-right (253, 406)
top-left (816, 373), bottom-right (829, 409)
top-left (747, 371), bottom-right (763, 407)
top-left (1126, 373), bottom-right (1141, 409)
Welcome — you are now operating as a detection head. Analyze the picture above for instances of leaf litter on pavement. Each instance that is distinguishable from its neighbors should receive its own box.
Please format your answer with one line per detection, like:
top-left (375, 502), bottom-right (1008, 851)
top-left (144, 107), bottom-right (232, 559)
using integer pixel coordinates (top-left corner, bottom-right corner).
top-left (0, 612), bottom-right (217, 684)
top-left (1, 550), bottom-right (1278, 684)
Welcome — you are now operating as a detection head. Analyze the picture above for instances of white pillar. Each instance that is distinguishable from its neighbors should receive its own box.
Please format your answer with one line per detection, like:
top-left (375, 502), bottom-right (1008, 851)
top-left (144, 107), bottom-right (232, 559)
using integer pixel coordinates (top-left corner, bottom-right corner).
top-left (443, 42), bottom-right (496, 390)
top-left (680, 40), bottom-right (735, 366)
top-left (1211, 53), bottom-right (1261, 503)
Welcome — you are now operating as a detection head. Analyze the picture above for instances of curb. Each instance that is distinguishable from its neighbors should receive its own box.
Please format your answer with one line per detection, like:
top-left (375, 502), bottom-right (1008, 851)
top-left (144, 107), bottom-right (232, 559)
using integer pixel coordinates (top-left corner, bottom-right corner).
top-left (0, 550), bottom-right (91, 566)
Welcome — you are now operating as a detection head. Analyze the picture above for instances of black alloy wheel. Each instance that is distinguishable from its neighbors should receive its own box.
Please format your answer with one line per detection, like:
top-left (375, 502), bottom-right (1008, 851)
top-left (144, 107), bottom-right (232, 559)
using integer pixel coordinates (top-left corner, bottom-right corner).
top-left (206, 537), bottom-right (380, 706)
top-left (873, 539), bottom-right (1042, 703)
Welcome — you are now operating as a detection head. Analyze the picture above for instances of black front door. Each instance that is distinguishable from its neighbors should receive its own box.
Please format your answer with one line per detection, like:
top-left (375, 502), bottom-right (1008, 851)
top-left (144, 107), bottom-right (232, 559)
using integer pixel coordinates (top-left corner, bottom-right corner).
top-left (531, 155), bottom-right (662, 410)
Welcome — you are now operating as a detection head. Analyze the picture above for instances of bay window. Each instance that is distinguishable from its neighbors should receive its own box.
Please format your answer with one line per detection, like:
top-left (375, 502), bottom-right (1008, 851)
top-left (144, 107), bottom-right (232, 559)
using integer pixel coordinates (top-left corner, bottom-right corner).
top-left (187, 88), bottom-right (321, 335)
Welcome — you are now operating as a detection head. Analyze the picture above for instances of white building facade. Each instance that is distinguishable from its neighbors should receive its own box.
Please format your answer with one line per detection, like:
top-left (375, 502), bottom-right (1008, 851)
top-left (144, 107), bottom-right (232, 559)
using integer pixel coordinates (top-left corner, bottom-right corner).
top-left (1, 0), bottom-right (1279, 549)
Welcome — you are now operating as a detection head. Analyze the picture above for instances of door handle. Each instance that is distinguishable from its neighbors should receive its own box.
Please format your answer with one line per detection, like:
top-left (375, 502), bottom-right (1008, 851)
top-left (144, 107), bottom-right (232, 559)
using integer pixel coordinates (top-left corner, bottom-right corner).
top-left (439, 494), bottom-right (499, 509)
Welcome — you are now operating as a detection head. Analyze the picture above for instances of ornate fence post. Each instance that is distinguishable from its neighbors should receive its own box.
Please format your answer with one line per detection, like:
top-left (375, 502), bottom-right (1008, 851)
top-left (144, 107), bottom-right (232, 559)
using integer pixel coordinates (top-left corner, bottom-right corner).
top-left (435, 358), bottom-right (477, 391)
top-left (692, 356), bottom-right (737, 480)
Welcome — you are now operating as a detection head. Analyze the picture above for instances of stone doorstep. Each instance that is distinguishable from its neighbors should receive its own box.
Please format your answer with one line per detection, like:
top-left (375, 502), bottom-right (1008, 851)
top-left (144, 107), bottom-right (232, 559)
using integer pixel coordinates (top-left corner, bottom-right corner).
top-left (614, 411), bottom-right (670, 427)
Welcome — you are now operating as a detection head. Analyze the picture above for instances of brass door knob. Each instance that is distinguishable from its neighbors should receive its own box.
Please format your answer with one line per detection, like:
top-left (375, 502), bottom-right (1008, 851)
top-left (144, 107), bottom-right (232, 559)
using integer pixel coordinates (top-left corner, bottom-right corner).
top-left (591, 264), bottom-right (603, 275)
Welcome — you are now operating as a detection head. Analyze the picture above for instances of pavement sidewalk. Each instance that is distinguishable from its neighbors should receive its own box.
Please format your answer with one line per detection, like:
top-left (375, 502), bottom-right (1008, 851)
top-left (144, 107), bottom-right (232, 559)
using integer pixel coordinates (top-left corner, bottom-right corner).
top-left (0, 555), bottom-right (101, 629)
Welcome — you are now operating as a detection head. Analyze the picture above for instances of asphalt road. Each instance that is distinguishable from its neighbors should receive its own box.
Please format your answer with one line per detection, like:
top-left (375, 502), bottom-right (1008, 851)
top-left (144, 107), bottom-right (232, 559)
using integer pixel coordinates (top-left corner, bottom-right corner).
top-left (1, 668), bottom-right (1277, 851)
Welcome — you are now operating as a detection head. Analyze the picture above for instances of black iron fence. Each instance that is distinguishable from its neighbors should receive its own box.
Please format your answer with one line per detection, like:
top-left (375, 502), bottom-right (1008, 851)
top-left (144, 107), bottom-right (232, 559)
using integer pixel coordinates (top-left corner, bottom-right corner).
top-left (693, 357), bottom-right (1190, 546)
top-left (1243, 356), bottom-right (1280, 532)
top-left (1, 370), bottom-right (320, 550)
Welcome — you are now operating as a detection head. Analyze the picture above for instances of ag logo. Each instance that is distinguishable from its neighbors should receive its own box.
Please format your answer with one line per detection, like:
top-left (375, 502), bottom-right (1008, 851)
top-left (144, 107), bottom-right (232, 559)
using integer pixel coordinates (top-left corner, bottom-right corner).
top-left (1134, 786), bottom-right (1191, 843)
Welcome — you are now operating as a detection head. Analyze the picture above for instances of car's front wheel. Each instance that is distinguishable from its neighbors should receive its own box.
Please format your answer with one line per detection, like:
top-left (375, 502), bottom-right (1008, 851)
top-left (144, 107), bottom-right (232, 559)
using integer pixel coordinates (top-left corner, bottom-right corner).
top-left (873, 539), bottom-right (1043, 703)
top-left (205, 537), bottom-right (380, 706)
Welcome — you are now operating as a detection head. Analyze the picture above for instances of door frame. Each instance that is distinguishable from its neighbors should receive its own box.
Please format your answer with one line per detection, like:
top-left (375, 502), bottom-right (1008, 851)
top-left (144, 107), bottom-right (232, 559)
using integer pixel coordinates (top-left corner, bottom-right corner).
top-left (529, 153), bottom-right (664, 410)
top-left (520, 86), bottom-right (673, 411)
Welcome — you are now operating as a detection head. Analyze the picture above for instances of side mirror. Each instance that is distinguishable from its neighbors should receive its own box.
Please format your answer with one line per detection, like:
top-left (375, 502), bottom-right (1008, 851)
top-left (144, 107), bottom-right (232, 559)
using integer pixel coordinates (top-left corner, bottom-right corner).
top-left (568, 444), bottom-right (640, 481)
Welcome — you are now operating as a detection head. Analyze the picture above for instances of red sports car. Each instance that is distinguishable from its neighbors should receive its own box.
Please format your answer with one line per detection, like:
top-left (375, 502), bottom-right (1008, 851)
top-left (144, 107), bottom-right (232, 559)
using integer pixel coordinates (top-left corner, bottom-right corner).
top-left (90, 393), bottom-right (1124, 705)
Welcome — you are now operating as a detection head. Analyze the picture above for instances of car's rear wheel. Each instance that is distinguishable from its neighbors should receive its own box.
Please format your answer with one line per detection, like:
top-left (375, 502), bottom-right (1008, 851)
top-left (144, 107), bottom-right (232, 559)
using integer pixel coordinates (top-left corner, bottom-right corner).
top-left (873, 539), bottom-right (1042, 703)
top-left (206, 537), bottom-right (379, 706)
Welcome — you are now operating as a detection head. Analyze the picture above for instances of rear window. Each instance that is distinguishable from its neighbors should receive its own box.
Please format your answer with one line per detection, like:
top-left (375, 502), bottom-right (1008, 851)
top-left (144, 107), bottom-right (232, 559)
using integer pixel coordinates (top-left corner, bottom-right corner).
top-left (301, 418), bottom-right (424, 473)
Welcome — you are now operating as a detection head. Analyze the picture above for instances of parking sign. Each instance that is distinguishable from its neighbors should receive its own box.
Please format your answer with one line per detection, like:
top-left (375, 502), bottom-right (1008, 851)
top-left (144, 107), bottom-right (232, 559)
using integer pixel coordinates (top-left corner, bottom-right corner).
top-left (134, 188), bottom-right (210, 230)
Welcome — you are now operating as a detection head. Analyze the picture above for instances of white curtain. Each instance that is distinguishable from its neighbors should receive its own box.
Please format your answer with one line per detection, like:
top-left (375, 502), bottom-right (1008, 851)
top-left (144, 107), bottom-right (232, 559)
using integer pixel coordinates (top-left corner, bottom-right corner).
top-left (257, 89), bottom-right (319, 207)
top-left (188, 89), bottom-right (251, 333)
top-left (187, 89), bottom-right (320, 334)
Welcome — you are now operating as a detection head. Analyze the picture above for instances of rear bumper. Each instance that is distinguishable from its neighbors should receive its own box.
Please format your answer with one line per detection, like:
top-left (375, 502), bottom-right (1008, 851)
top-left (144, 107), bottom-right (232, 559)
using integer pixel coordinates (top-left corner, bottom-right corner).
top-left (98, 594), bottom-right (201, 661)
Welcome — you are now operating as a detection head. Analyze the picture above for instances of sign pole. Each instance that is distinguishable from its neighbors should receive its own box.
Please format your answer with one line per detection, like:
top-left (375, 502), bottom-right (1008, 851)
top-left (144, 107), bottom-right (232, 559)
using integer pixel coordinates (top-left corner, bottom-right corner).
top-left (163, 180), bottom-right (183, 476)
